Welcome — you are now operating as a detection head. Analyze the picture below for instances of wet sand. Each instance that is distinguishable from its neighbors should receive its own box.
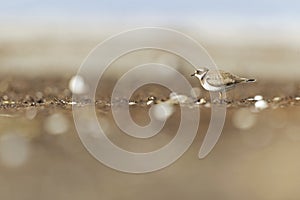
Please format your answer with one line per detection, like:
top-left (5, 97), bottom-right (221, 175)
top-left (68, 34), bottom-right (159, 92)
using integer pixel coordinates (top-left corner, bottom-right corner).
top-left (0, 75), bottom-right (300, 200)
top-left (0, 31), bottom-right (300, 199)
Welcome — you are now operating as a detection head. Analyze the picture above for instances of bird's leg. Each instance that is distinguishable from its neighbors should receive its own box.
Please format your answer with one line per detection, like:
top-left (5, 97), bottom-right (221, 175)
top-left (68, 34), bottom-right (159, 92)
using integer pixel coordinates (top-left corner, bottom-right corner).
top-left (212, 92), bottom-right (223, 104)
top-left (219, 92), bottom-right (222, 100)
top-left (218, 92), bottom-right (227, 104)
top-left (213, 92), bottom-right (226, 104)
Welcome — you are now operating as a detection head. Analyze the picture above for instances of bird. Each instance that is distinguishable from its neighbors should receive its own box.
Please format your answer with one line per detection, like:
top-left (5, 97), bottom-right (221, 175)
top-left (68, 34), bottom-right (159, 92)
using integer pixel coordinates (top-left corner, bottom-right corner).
top-left (191, 67), bottom-right (256, 100)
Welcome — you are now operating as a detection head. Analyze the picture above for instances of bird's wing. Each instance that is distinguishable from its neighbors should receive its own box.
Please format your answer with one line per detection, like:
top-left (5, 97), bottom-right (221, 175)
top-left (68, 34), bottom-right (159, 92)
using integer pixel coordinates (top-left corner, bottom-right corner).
top-left (206, 70), bottom-right (245, 87)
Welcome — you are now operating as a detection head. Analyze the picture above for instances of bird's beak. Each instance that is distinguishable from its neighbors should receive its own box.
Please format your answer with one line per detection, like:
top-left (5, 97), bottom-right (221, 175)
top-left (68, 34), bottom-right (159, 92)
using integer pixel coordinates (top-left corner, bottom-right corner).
top-left (191, 73), bottom-right (195, 77)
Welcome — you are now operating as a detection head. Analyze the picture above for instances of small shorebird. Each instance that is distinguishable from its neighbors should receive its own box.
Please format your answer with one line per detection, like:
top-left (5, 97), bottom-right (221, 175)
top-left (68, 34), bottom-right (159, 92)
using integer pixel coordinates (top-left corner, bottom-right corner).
top-left (191, 68), bottom-right (256, 99)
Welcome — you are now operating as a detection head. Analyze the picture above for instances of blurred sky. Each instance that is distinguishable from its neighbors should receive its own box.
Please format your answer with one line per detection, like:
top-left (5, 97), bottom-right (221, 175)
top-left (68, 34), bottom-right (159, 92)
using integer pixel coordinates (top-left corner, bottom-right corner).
top-left (0, 0), bottom-right (299, 23)
top-left (0, 0), bottom-right (299, 77)
top-left (0, 0), bottom-right (299, 41)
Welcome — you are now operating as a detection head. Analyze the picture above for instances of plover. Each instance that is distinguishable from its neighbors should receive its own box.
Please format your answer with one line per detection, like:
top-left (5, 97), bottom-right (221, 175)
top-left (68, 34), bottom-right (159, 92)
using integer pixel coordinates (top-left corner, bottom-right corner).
top-left (191, 68), bottom-right (256, 99)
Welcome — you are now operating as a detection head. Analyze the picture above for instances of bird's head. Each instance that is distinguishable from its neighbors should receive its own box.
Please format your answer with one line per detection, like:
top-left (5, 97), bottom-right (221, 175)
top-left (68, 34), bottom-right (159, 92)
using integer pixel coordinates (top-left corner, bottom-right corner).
top-left (191, 68), bottom-right (209, 79)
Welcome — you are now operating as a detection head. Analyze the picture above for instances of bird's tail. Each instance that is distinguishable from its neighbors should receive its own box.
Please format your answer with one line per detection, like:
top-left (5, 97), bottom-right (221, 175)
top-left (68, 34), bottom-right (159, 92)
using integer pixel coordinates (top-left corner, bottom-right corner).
top-left (246, 78), bottom-right (256, 82)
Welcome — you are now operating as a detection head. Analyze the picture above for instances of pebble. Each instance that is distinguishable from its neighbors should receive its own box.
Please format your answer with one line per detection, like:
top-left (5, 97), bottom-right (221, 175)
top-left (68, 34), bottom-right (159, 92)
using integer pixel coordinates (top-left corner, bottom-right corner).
top-left (254, 95), bottom-right (263, 101)
top-left (232, 108), bottom-right (257, 130)
top-left (69, 75), bottom-right (87, 94)
top-left (255, 100), bottom-right (268, 110)
top-left (169, 92), bottom-right (189, 104)
top-left (152, 102), bottom-right (174, 121)
top-left (44, 113), bottom-right (69, 135)
top-left (0, 133), bottom-right (30, 167)
top-left (273, 97), bottom-right (281, 102)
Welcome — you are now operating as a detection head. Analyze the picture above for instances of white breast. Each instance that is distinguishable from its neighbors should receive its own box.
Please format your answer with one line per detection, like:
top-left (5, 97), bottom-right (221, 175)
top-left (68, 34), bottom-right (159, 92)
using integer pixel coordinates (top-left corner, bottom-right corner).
top-left (201, 79), bottom-right (225, 92)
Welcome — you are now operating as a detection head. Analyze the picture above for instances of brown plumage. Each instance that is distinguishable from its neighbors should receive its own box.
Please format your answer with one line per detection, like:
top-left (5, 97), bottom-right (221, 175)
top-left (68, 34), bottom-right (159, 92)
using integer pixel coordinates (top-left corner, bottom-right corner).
top-left (191, 68), bottom-right (256, 92)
